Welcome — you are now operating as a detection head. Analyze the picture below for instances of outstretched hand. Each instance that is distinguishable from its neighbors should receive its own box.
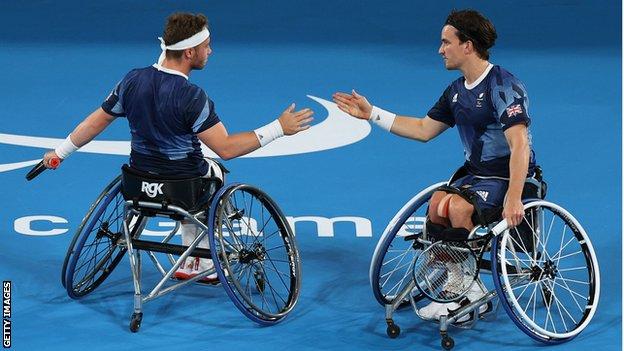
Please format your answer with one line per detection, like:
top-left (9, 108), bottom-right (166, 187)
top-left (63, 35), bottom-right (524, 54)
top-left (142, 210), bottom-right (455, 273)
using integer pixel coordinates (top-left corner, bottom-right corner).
top-left (278, 103), bottom-right (314, 135)
top-left (332, 90), bottom-right (372, 120)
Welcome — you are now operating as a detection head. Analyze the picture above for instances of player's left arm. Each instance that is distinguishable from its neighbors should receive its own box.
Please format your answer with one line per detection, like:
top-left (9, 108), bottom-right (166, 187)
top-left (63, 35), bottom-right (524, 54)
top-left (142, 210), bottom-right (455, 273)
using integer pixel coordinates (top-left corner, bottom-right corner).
top-left (503, 124), bottom-right (530, 228)
top-left (43, 108), bottom-right (117, 167)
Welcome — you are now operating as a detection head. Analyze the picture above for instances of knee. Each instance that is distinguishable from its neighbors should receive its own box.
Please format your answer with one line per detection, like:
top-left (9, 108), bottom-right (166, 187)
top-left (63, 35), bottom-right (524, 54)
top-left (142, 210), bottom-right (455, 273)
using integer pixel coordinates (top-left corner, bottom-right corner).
top-left (428, 191), bottom-right (447, 219)
top-left (447, 195), bottom-right (473, 221)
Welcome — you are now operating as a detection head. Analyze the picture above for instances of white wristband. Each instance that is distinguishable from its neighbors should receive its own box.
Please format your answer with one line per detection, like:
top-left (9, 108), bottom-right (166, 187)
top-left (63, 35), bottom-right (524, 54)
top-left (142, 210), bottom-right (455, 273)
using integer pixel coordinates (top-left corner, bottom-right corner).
top-left (369, 106), bottom-right (397, 132)
top-left (254, 119), bottom-right (284, 147)
top-left (54, 134), bottom-right (79, 159)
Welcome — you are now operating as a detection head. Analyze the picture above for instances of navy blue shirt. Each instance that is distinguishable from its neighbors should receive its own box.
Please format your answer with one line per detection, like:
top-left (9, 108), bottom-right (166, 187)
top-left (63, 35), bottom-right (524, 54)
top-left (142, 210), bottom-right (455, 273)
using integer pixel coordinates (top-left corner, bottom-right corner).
top-left (102, 65), bottom-right (220, 177)
top-left (427, 65), bottom-right (536, 177)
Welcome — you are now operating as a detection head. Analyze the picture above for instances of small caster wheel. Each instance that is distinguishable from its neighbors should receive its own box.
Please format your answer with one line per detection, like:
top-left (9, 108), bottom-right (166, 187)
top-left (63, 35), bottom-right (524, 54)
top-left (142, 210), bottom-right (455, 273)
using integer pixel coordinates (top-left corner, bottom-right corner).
top-left (441, 336), bottom-right (454, 350)
top-left (386, 323), bottom-right (400, 338)
top-left (129, 312), bottom-right (143, 333)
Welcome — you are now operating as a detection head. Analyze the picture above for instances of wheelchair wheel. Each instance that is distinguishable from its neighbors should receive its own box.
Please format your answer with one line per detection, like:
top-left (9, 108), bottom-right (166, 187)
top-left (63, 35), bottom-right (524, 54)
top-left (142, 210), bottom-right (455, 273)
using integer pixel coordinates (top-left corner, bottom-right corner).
top-left (208, 183), bottom-right (301, 325)
top-left (492, 200), bottom-right (600, 343)
top-left (369, 182), bottom-right (445, 306)
top-left (63, 176), bottom-right (132, 298)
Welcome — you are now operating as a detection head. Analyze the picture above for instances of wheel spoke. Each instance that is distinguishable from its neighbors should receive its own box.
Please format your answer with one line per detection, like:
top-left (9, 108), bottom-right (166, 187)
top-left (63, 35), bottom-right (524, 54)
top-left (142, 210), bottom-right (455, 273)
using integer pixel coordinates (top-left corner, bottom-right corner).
top-left (259, 263), bottom-right (288, 306)
top-left (552, 277), bottom-right (586, 312)
top-left (381, 250), bottom-right (412, 291)
top-left (543, 280), bottom-right (570, 331)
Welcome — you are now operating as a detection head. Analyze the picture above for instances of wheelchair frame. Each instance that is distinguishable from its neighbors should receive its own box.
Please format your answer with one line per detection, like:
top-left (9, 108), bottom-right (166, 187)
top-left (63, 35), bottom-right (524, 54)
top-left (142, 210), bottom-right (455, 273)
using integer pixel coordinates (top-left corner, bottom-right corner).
top-left (370, 172), bottom-right (600, 350)
top-left (63, 172), bottom-right (302, 332)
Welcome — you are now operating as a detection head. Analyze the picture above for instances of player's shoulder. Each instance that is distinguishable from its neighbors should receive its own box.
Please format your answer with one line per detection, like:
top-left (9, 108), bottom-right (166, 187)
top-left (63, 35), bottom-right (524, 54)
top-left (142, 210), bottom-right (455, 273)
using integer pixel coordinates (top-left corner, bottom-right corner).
top-left (118, 66), bottom-right (154, 85)
top-left (444, 76), bottom-right (465, 96)
top-left (179, 81), bottom-right (209, 102)
top-left (489, 65), bottom-right (524, 86)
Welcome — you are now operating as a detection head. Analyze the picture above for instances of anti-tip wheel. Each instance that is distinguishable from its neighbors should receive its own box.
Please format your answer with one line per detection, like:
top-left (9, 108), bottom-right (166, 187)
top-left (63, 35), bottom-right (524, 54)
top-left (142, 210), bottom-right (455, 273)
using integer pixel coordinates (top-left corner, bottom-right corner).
top-left (129, 312), bottom-right (143, 333)
top-left (386, 323), bottom-right (401, 338)
top-left (441, 335), bottom-right (454, 350)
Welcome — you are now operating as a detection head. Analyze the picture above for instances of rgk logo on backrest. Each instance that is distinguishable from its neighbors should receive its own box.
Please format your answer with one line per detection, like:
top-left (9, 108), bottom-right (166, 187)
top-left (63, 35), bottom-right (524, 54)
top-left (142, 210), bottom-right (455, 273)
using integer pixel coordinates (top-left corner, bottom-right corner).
top-left (141, 181), bottom-right (164, 198)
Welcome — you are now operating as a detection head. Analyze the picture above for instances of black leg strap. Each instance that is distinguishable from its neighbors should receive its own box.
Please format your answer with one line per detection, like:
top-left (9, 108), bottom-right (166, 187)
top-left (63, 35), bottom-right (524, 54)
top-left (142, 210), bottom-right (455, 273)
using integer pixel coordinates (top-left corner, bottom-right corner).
top-left (426, 220), bottom-right (470, 241)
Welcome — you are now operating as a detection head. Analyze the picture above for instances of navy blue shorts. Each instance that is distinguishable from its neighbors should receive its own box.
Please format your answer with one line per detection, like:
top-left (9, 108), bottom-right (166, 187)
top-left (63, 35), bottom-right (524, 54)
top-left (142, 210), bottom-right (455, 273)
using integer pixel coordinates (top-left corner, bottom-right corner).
top-left (450, 175), bottom-right (509, 209)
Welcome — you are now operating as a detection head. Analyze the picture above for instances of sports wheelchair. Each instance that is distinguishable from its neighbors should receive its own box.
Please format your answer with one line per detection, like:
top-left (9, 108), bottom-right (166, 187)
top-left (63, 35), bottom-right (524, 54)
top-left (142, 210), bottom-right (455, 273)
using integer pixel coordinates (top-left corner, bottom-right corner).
top-left (60, 164), bottom-right (302, 332)
top-left (369, 166), bottom-right (600, 349)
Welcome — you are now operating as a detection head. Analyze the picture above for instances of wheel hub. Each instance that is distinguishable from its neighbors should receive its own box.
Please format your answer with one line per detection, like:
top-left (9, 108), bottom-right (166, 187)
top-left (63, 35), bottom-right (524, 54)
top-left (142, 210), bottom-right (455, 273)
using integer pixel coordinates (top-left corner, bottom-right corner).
top-left (530, 259), bottom-right (558, 281)
top-left (239, 249), bottom-right (257, 264)
top-left (239, 244), bottom-right (266, 264)
top-left (96, 222), bottom-right (120, 241)
top-left (253, 243), bottom-right (266, 261)
top-left (542, 259), bottom-right (558, 280)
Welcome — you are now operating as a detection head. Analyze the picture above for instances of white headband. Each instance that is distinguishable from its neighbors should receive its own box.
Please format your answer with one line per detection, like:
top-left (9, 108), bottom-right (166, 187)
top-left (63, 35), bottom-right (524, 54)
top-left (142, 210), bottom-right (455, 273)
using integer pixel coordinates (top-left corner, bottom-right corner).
top-left (157, 27), bottom-right (210, 65)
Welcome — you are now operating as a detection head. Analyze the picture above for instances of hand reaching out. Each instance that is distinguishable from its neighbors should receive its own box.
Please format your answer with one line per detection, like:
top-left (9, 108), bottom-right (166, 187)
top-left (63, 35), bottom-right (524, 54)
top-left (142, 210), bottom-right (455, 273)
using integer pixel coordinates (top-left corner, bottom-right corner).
top-left (332, 90), bottom-right (372, 120)
top-left (278, 103), bottom-right (314, 136)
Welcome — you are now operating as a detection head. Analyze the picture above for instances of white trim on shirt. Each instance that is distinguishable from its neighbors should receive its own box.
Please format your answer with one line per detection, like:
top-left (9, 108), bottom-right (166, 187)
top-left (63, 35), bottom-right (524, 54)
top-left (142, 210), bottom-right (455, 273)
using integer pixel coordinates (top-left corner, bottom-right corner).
top-left (464, 63), bottom-right (494, 90)
top-left (152, 63), bottom-right (189, 80)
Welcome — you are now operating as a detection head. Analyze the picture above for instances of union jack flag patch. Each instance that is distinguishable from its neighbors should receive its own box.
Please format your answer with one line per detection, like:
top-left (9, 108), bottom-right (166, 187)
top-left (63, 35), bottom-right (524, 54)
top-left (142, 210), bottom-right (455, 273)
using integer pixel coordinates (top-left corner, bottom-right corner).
top-left (506, 104), bottom-right (523, 117)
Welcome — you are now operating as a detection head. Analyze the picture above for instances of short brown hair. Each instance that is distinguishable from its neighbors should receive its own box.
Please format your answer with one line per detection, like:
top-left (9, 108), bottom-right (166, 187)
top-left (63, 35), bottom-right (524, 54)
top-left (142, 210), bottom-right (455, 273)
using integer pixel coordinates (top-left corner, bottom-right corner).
top-left (445, 9), bottom-right (497, 60)
top-left (163, 13), bottom-right (208, 60)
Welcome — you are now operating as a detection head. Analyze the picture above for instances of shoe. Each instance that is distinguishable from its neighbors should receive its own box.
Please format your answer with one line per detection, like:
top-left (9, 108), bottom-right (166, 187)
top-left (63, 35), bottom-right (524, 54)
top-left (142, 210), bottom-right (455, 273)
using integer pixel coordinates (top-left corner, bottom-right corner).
top-left (417, 301), bottom-right (461, 321)
top-left (173, 257), bottom-right (194, 280)
top-left (196, 257), bottom-right (219, 284)
top-left (449, 282), bottom-right (489, 324)
top-left (173, 257), bottom-right (219, 284)
top-left (464, 281), bottom-right (485, 301)
top-left (418, 282), bottom-right (488, 323)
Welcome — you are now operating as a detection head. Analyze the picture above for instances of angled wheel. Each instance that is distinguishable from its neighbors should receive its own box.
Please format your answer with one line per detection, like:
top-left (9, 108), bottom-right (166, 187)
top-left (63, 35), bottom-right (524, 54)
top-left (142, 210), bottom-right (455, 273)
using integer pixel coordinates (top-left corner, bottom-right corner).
top-left (208, 183), bottom-right (301, 325)
top-left (369, 182), bottom-right (445, 306)
top-left (492, 200), bottom-right (600, 343)
top-left (386, 323), bottom-right (400, 338)
top-left (63, 176), bottom-right (133, 298)
top-left (441, 335), bottom-right (455, 350)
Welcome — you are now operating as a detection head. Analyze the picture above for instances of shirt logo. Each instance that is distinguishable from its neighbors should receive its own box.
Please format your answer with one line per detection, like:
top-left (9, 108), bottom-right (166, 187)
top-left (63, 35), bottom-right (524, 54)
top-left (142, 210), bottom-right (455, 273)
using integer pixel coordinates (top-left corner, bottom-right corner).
top-left (452, 93), bottom-right (458, 103)
top-left (506, 104), bottom-right (523, 117)
top-left (476, 92), bottom-right (484, 108)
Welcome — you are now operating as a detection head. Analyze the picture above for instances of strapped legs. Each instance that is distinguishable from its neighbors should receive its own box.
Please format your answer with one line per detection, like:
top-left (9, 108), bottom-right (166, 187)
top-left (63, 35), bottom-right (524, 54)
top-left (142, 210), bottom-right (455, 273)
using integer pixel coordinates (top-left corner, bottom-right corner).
top-left (428, 190), bottom-right (475, 231)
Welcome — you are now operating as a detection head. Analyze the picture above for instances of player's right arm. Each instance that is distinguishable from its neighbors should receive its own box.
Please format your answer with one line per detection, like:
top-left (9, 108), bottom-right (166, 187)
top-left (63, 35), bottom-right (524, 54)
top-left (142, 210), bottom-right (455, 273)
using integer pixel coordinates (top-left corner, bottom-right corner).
top-left (197, 103), bottom-right (314, 160)
top-left (43, 108), bottom-right (117, 167)
top-left (332, 90), bottom-right (448, 142)
top-left (64, 108), bottom-right (117, 147)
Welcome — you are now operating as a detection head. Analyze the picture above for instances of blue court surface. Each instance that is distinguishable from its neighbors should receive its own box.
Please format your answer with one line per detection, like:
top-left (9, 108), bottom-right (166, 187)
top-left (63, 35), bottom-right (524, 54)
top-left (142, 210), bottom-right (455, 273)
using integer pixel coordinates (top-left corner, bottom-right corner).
top-left (0, 1), bottom-right (621, 350)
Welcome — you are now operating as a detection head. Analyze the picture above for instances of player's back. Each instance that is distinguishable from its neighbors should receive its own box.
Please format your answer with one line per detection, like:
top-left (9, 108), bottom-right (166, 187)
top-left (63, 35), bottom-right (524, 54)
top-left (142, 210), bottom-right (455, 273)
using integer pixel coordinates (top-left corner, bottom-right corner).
top-left (103, 65), bottom-right (219, 177)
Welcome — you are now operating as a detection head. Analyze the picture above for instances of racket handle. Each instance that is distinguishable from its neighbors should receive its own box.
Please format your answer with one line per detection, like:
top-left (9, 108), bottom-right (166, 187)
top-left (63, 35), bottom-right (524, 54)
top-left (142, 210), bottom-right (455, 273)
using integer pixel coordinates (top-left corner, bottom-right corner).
top-left (26, 157), bottom-right (60, 181)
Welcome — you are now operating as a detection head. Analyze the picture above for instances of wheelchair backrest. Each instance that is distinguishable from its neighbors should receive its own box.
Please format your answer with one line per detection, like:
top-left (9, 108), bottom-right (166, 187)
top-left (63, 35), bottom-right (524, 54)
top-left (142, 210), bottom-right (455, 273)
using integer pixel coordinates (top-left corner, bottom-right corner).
top-left (120, 165), bottom-right (221, 215)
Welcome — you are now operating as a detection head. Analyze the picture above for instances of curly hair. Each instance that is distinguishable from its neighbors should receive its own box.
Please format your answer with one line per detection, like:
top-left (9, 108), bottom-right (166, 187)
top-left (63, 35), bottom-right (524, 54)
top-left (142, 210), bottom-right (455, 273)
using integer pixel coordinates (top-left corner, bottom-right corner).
top-left (445, 10), bottom-right (497, 60)
top-left (163, 13), bottom-right (209, 60)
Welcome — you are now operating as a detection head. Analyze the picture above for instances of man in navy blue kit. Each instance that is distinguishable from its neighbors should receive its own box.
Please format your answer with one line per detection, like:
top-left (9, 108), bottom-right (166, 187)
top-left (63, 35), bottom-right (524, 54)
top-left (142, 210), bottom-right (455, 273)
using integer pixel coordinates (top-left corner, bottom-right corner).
top-left (334, 9), bottom-right (535, 322)
top-left (43, 13), bottom-right (314, 282)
